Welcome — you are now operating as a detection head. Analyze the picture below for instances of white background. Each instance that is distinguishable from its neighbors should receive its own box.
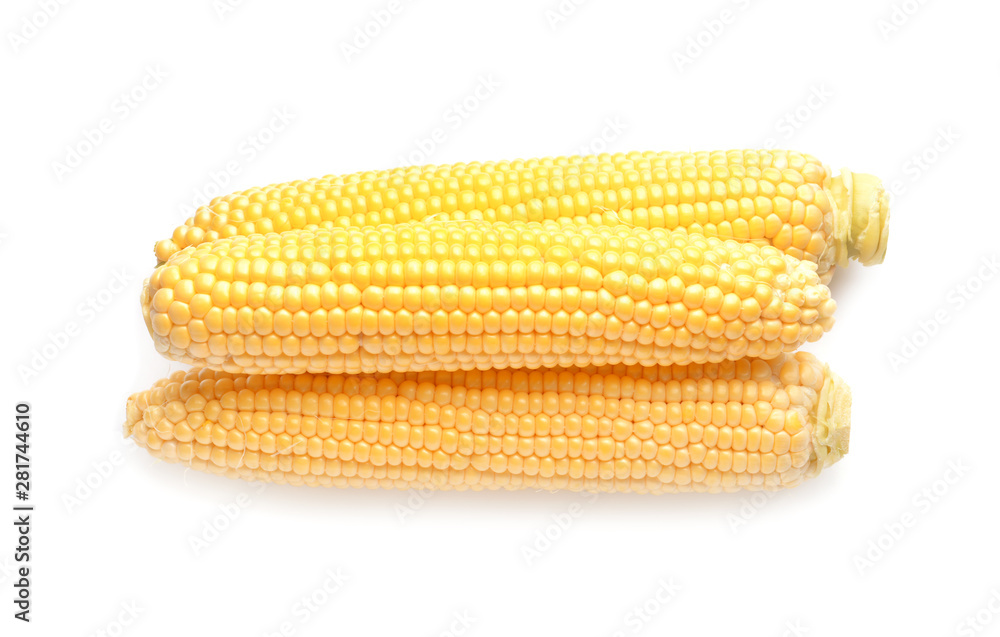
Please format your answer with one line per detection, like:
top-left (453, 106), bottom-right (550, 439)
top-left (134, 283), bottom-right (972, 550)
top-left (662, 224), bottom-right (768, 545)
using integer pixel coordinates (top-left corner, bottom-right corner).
top-left (2, 0), bottom-right (999, 635)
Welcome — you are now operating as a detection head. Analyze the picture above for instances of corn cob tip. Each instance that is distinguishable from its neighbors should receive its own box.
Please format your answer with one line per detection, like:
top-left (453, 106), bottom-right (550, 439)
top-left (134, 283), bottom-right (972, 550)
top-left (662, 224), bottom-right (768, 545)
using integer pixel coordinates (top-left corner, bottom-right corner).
top-left (830, 170), bottom-right (890, 268)
top-left (808, 366), bottom-right (851, 477)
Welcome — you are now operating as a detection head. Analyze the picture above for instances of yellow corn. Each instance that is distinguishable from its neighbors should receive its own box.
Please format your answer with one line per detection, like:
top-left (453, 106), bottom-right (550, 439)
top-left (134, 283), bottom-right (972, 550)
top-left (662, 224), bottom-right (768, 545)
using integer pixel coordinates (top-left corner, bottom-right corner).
top-left (142, 221), bottom-right (835, 374)
top-left (124, 352), bottom-right (850, 492)
top-left (155, 150), bottom-right (889, 279)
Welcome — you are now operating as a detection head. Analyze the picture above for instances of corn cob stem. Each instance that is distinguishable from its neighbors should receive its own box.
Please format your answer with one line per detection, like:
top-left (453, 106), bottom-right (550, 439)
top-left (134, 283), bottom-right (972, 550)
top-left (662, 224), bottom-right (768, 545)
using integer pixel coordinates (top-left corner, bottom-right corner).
top-left (829, 170), bottom-right (890, 268)
top-left (124, 353), bottom-right (850, 493)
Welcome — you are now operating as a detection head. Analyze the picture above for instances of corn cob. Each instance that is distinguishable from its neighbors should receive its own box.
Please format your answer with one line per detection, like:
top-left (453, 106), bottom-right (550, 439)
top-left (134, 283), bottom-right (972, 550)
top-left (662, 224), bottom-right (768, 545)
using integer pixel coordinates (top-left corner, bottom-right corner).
top-left (142, 221), bottom-right (835, 374)
top-left (155, 150), bottom-right (889, 280)
top-left (124, 352), bottom-right (850, 492)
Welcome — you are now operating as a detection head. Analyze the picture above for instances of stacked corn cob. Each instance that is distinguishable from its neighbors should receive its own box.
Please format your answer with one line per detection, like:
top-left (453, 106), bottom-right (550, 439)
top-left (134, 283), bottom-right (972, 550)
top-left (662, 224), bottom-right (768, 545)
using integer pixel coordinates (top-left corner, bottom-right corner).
top-left (126, 150), bottom-right (887, 493)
